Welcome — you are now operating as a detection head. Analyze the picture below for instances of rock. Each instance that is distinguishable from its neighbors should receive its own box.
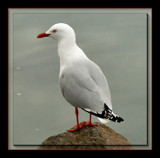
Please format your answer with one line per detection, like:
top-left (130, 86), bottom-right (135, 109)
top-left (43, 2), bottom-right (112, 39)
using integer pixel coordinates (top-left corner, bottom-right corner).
top-left (39, 123), bottom-right (133, 150)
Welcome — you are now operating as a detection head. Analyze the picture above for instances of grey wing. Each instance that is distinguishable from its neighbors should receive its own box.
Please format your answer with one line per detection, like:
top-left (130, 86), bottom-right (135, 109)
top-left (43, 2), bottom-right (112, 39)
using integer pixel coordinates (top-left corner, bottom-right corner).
top-left (59, 65), bottom-right (106, 112)
top-left (87, 60), bottom-right (112, 108)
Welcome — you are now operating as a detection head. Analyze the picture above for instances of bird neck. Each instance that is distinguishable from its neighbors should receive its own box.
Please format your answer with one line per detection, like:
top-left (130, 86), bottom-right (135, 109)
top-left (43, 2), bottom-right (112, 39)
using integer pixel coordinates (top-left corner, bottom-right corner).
top-left (57, 39), bottom-right (88, 67)
top-left (58, 37), bottom-right (76, 52)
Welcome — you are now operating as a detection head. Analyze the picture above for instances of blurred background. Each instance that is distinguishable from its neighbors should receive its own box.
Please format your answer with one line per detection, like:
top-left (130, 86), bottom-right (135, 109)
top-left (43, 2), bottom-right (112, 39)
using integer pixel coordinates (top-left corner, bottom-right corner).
top-left (10, 9), bottom-right (148, 146)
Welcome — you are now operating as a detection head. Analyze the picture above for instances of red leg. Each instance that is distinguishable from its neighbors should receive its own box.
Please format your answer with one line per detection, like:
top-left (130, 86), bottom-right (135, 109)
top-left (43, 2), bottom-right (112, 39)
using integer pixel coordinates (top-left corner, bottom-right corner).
top-left (85, 114), bottom-right (99, 126)
top-left (67, 108), bottom-right (85, 132)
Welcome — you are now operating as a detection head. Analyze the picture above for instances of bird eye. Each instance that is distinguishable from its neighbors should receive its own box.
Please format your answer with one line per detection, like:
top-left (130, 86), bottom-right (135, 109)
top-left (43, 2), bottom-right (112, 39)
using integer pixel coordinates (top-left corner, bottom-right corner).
top-left (52, 29), bottom-right (57, 33)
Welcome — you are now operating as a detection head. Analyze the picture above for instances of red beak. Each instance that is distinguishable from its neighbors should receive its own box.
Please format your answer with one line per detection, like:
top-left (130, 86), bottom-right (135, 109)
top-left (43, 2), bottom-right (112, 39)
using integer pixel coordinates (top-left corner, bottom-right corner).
top-left (37, 32), bottom-right (51, 38)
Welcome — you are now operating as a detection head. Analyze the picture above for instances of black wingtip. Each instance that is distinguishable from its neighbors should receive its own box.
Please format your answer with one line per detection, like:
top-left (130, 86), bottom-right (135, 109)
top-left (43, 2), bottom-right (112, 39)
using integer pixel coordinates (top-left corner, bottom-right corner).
top-left (82, 103), bottom-right (124, 123)
top-left (116, 116), bottom-right (124, 123)
top-left (108, 115), bottom-right (124, 123)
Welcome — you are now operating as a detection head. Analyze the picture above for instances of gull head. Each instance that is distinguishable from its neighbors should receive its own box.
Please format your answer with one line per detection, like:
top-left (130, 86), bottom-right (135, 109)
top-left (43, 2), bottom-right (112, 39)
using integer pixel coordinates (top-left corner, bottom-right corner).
top-left (37, 23), bottom-right (76, 42)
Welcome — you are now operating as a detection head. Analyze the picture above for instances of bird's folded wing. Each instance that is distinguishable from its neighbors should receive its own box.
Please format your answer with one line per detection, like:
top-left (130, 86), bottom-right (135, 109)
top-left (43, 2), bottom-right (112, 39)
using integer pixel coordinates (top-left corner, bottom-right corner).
top-left (59, 62), bottom-right (110, 112)
top-left (87, 60), bottom-right (111, 101)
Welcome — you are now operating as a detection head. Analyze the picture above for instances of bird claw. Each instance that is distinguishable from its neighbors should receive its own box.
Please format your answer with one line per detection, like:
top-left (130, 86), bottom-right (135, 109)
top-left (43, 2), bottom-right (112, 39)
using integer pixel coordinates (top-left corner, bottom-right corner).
top-left (66, 121), bottom-right (86, 132)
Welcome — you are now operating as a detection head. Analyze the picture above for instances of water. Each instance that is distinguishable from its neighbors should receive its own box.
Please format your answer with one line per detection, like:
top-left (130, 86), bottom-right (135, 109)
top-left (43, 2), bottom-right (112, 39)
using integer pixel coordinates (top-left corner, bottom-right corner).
top-left (16, 67), bottom-right (21, 70)
top-left (16, 93), bottom-right (22, 96)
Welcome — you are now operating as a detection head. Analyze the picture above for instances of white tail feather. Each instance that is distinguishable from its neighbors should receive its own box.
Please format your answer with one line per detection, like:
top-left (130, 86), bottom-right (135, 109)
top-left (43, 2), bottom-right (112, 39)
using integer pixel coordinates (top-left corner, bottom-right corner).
top-left (97, 117), bottom-right (110, 124)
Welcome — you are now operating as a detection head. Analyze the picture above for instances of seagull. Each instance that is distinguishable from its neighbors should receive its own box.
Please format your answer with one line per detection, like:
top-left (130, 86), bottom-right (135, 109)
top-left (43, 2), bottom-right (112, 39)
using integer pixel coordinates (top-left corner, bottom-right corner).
top-left (37, 23), bottom-right (124, 132)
